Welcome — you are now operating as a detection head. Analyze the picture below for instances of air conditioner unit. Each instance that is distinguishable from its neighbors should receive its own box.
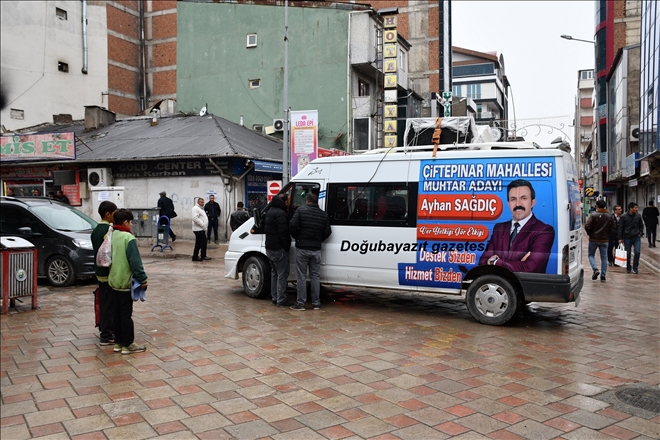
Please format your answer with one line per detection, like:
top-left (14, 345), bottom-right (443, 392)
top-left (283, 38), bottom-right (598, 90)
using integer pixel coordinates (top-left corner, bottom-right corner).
top-left (87, 168), bottom-right (113, 188)
top-left (629, 125), bottom-right (639, 142)
top-left (273, 119), bottom-right (284, 131)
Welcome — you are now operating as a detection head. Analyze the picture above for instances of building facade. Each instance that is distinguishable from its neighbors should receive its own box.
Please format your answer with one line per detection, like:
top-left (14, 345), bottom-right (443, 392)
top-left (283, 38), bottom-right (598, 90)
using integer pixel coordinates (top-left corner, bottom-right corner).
top-left (574, 69), bottom-right (596, 214)
top-left (451, 47), bottom-right (509, 127)
top-left (638, 1), bottom-right (659, 205)
top-left (0, 0), bottom-right (108, 129)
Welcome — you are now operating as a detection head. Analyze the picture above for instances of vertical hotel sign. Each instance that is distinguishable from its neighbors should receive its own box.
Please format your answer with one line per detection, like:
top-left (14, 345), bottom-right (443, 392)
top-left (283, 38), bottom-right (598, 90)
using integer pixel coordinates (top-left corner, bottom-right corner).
top-left (383, 12), bottom-right (398, 149)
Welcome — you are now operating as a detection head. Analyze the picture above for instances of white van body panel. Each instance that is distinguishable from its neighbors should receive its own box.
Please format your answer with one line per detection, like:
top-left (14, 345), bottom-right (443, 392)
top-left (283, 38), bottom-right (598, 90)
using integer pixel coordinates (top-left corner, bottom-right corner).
top-left (226, 142), bottom-right (584, 324)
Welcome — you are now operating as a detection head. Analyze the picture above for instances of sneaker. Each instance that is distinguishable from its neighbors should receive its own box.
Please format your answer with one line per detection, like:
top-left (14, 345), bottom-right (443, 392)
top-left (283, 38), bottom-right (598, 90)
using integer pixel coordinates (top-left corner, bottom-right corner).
top-left (592, 269), bottom-right (600, 280)
top-left (121, 343), bottom-right (146, 355)
top-left (172, 235), bottom-right (177, 242)
top-left (202, 257), bottom-right (212, 260)
top-left (99, 338), bottom-right (115, 346)
top-left (192, 257), bottom-right (202, 262)
top-left (600, 276), bottom-right (606, 282)
top-left (290, 304), bottom-right (306, 311)
top-left (313, 304), bottom-right (322, 310)
top-left (113, 344), bottom-right (122, 352)
top-left (627, 270), bottom-right (631, 273)
top-left (633, 270), bottom-right (638, 274)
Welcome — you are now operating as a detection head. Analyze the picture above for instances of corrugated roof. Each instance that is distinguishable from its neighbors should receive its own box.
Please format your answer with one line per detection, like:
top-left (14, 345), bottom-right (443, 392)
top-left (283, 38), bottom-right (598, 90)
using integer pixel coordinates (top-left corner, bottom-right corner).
top-left (5, 114), bottom-right (283, 164)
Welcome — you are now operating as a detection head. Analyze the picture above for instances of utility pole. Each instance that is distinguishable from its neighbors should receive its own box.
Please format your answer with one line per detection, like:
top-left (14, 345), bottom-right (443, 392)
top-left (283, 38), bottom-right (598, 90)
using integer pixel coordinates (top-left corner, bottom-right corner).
top-left (282, 0), bottom-right (290, 185)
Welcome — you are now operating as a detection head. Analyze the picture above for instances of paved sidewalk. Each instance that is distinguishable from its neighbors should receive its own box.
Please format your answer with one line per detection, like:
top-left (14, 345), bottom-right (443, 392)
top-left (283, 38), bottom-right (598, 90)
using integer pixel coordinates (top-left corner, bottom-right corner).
top-left (1, 238), bottom-right (659, 439)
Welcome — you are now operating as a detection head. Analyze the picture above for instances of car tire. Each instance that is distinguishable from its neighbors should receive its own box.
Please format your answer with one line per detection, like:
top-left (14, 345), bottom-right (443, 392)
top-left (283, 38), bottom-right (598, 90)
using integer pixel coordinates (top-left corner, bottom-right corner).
top-left (46, 255), bottom-right (76, 287)
top-left (242, 255), bottom-right (271, 299)
top-left (466, 275), bottom-right (518, 326)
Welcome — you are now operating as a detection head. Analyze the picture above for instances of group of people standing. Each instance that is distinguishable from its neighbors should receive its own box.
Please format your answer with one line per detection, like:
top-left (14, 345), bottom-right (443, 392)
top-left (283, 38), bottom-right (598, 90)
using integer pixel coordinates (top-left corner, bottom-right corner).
top-left (585, 200), bottom-right (659, 280)
top-left (265, 193), bottom-right (332, 310)
top-left (157, 191), bottom-right (252, 254)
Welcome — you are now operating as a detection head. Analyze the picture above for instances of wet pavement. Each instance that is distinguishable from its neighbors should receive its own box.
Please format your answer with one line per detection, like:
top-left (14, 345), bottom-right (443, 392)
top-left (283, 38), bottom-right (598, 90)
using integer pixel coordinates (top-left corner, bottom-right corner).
top-left (1, 238), bottom-right (659, 439)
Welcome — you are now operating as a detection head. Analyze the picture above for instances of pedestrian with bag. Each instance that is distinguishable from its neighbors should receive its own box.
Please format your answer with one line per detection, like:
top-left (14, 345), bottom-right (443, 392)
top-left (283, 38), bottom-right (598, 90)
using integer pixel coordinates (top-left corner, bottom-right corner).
top-left (109, 209), bottom-right (148, 354)
top-left (607, 205), bottom-right (622, 266)
top-left (642, 200), bottom-right (659, 247)
top-left (618, 202), bottom-right (644, 274)
top-left (204, 194), bottom-right (221, 244)
top-left (289, 193), bottom-right (332, 310)
top-left (192, 197), bottom-right (211, 261)
top-left (157, 191), bottom-right (177, 242)
top-left (584, 200), bottom-right (616, 281)
top-left (91, 201), bottom-right (117, 345)
top-left (230, 201), bottom-right (250, 231)
top-left (264, 195), bottom-right (291, 306)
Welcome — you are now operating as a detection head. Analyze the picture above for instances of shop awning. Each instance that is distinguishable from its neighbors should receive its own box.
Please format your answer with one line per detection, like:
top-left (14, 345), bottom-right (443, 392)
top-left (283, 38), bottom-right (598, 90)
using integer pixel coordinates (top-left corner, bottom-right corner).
top-left (253, 160), bottom-right (282, 173)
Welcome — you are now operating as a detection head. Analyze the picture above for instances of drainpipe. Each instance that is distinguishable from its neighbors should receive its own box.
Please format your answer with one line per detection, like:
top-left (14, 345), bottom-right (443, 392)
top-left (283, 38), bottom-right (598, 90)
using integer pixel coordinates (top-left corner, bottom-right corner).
top-left (139, 0), bottom-right (147, 112)
top-left (81, 0), bottom-right (88, 74)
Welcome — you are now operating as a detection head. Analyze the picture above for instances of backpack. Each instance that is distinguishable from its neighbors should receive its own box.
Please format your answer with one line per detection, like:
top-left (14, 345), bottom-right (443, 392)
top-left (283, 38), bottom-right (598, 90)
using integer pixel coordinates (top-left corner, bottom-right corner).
top-left (96, 225), bottom-right (113, 267)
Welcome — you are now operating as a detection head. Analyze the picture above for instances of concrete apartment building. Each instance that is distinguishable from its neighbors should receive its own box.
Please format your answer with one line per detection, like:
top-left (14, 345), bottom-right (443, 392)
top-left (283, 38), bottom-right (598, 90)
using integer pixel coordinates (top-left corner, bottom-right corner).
top-left (0, 1), bottom-right (108, 130)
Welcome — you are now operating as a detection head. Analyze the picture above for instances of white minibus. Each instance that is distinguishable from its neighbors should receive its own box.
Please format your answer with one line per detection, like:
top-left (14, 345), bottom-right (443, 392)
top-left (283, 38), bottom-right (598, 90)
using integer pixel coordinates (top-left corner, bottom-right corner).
top-left (225, 142), bottom-right (584, 325)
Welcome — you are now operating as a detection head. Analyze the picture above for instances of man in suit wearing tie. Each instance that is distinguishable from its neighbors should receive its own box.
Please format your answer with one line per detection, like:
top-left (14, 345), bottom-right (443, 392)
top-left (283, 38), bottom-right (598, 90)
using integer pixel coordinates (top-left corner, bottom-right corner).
top-left (478, 179), bottom-right (555, 273)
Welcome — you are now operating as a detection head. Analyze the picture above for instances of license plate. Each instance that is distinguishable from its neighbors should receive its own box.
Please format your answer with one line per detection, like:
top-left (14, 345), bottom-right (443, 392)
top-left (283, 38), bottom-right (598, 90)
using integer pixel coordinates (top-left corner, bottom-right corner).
top-left (569, 250), bottom-right (575, 263)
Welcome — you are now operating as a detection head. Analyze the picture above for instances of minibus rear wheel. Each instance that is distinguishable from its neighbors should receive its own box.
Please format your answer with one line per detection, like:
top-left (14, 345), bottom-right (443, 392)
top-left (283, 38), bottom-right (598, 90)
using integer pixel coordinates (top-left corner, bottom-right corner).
top-left (466, 275), bottom-right (518, 325)
top-left (242, 255), bottom-right (271, 299)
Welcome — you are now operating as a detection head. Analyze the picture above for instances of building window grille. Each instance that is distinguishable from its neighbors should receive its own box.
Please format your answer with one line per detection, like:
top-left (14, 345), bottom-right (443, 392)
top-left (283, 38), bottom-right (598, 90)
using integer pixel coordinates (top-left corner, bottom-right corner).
top-left (58, 62), bottom-right (69, 72)
top-left (56, 7), bottom-right (67, 20)
top-left (10, 109), bottom-right (24, 120)
top-left (249, 79), bottom-right (261, 89)
top-left (247, 34), bottom-right (257, 48)
top-left (358, 79), bottom-right (370, 97)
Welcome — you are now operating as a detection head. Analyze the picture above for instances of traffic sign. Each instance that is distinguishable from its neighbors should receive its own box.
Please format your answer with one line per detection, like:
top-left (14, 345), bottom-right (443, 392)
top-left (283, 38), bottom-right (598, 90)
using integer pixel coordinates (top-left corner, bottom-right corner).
top-left (267, 180), bottom-right (282, 202)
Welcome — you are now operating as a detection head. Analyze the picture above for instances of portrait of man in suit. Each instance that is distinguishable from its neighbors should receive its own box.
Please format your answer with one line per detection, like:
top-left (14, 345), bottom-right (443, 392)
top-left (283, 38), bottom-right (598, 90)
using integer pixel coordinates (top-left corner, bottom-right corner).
top-left (478, 179), bottom-right (555, 273)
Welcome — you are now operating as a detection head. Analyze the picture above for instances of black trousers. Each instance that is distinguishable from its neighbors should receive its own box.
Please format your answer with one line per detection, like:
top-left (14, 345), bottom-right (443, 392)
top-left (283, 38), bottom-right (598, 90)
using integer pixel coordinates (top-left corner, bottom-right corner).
top-left (607, 236), bottom-right (618, 264)
top-left (99, 282), bottom-right (114, 340)
top-left (207, 218), bottom-right (219, 242)
top-left (193, 230), bottom-right (207, 258)
top-left (111, 288), bottom-right (134, 347)
top-left (647, 225), bottom-right (657, 246)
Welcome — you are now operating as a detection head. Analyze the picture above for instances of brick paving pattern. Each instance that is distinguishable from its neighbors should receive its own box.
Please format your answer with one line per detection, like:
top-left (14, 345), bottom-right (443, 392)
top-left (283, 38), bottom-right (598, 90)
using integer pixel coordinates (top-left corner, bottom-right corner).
top-left (1, 239), bottom-right (659, 439)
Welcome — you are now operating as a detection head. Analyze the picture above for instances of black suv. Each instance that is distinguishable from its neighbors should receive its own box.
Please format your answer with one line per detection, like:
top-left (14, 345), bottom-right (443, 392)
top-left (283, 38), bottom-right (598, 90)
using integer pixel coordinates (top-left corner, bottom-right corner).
top-left (0, 197), bottom-right (97, 286)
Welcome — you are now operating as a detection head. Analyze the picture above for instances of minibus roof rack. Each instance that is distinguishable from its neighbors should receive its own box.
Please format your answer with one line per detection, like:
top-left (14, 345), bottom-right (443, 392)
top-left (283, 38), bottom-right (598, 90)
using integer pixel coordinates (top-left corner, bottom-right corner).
top-left (361, 142), bottom-right (540, 155)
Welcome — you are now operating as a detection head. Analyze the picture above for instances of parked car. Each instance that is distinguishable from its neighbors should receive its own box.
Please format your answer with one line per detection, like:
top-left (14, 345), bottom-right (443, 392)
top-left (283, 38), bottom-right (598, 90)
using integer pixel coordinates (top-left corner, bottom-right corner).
top-left (0, 196), bottom-right (97, 286)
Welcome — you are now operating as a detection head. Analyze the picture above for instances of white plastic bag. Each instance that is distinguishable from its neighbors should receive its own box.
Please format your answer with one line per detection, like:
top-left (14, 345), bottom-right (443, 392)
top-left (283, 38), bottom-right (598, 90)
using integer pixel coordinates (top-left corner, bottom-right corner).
top-left (96, 225), bottom-right (113, 267)
top-left (614, 244), bottom-right (627, 267)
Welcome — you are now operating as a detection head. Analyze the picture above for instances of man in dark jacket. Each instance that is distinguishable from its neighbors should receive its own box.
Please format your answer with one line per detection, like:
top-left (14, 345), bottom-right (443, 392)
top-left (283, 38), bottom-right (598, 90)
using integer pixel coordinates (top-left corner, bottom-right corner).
top-left (618, 202), bottom-right (644, 274)
top-left (642, 201), bottom-right (659, 247)
top-left (607, 205), bottom-right (622, 266)
top-left (157, 191), bottom-right (177, 242)
top-left (584, 200), bottom-right (616, 281)
top-left (264, 196), bottom-right (291, 306)
top-left (230, 201), bottom-right (250, 231)
top-left (91, 201), bottom-right (117, 345)
top-left (204, 194), bottom-right (221, 244)
top-left (289, 193), bottom-right (332, 310)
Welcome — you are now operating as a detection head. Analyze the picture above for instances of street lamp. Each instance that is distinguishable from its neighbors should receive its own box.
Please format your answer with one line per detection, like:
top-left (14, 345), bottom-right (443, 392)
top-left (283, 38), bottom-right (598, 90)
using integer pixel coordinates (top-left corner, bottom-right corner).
top-left (560, 34), bottom-right (595, 44)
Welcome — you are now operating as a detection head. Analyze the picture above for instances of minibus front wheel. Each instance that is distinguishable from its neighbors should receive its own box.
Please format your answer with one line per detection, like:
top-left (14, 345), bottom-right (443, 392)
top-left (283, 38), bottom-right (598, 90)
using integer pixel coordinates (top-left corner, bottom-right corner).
top-left (466, 275), bottom-right (518, 326)
top-left (242, 255), bottom-right (271, 299)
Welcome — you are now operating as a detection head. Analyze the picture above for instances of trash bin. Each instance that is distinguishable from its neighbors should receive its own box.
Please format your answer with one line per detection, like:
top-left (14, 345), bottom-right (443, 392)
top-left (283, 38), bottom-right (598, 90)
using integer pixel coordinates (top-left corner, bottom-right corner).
top-left (151, 216), bottom-right (173, 252)
top-left (1, 236), bottom-right (38, 314)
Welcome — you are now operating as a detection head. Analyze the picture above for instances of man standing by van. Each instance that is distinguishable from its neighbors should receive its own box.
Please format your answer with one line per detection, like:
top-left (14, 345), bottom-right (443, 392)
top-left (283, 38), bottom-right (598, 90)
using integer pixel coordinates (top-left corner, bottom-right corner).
top-left (585, 200), bottom-right (616, 281)
top-left (478, 179), bottom-right (555, 273)
top-left (265, 195), bottom-right (291, 306)
top-left (230, 201), bottom-right (250, 231)
top-left (289, 193), bottom-right (332, 310)
top-left (618, 202), bottom-right (644, 274)
top-left (192, 197), bottom-right (211, 261)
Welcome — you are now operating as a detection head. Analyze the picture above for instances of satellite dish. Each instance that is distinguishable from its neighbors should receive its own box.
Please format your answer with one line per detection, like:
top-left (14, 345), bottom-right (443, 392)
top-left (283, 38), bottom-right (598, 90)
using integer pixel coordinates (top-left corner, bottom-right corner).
top-left (199, 106), bottom-right (207, 116)
top-left (490, 127), bottom-right (502, 141)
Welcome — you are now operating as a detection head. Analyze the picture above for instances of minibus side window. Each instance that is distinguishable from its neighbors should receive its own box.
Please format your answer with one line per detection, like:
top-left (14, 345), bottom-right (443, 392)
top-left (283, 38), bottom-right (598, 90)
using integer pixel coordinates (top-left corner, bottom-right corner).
top-left (279, 182), bottom-right (321, 219)
top-left (327, 182), bottom-right (417, 227)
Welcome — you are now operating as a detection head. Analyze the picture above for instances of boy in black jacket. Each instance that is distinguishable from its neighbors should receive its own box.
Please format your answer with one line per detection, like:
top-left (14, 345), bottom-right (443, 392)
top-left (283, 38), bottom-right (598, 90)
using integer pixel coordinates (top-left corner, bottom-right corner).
top-left (91, 201), bottom-right (117, 345)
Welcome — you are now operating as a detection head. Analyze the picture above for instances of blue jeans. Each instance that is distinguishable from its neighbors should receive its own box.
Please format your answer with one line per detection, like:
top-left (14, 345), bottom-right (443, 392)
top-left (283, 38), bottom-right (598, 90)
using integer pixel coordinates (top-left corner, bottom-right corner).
top-left (295, 249), bottom-right (321, 306)
top-left (267, 249), bottom-right (289, 304)
top-left (207, 218), bottom-right (218, 242)
top-left (588, 241), bottom-right (608, 277)
top-left (623, 237), bottom-right (641, 272)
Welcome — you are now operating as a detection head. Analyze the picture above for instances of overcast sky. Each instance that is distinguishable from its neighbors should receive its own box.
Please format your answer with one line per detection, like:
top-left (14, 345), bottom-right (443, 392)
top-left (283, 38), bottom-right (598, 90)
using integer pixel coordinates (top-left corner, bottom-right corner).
top-left (452, 1), bottom-right (595, 146)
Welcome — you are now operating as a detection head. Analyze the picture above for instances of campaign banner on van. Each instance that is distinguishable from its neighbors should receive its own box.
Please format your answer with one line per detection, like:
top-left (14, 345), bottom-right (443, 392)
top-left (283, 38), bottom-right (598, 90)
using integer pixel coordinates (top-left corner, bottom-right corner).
top-left (398, 157), bottom-right (558, 289)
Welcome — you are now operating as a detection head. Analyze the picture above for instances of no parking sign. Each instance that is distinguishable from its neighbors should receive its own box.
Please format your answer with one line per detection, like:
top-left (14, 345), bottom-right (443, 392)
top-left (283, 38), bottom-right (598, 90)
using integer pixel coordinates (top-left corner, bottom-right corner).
top-left (267, 180), bottom-right (282, 202)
